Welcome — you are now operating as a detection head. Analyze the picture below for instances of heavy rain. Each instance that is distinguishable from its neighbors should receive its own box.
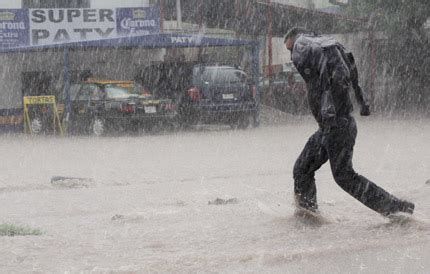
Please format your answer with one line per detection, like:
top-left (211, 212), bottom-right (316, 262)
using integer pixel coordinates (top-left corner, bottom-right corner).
top-left (0, 0), bottom-right (429, 272)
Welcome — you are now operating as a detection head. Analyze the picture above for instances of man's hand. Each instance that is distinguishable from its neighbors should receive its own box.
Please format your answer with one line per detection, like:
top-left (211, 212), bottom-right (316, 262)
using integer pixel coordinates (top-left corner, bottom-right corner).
top-left (360, 104), bottom-right (370, 116)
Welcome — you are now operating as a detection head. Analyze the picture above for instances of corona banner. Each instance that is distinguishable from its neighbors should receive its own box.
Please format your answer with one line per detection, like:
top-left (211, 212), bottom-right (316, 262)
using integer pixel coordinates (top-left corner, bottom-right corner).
top-left (0, 6), bottom-right (160, 48)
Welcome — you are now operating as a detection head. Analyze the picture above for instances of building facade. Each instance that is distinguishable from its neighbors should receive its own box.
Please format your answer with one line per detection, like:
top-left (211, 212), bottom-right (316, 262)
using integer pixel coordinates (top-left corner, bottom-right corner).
top-left (0, 0), bottom-right (368, 132)
top-left (0, 0), bottom-right (150, 9)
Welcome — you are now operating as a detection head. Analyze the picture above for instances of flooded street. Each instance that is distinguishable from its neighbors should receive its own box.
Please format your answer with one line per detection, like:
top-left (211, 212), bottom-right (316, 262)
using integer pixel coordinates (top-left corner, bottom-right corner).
top-left (1, 116), bottom-right (429, 273)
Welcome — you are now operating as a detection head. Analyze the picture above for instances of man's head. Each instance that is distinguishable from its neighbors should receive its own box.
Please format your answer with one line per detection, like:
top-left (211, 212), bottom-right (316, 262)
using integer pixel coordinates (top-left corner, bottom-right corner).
top-left (284, 27), bottom-right (312, 51)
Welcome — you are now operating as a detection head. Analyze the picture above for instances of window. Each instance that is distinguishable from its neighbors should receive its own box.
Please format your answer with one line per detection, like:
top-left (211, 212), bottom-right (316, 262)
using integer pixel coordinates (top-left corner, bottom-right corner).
top-left (66, 84), bottom-right (81, 101)
top-left (91, 86), bottom-right (104, 100)
top-left (23, 0), bottom-right (91, 8)
top-left (77, 84), bottom-right (97, 101)
top-left (105, 85), bottom-right (133, 99)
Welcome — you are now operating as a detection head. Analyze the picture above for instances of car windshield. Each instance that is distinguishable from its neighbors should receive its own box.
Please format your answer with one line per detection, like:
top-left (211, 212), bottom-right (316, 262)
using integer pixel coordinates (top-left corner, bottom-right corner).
top-left (105, 85), bottom-right (136, 99)
top-left (192, 67), bottom-right (248, 85)
top-left (110, 82), bottom-right (142, 95)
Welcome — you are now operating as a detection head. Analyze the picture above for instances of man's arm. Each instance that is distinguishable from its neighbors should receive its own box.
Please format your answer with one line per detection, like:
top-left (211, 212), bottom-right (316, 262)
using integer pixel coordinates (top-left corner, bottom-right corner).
top-left (353, 85), bottom-right (370, 116)
top-left (316, 48), bottom-right (337, 129)
top-left (345, 52), bottom-right (370, 116)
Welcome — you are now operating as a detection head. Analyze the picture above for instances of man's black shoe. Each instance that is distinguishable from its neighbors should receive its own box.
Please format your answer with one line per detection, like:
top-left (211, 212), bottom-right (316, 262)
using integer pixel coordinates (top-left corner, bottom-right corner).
top-left (398, 200), bottom-right (414, 214)
top-left (294, 194), bottom-right (318, 213)
top-left (383, 199), bottom-right (414, 217)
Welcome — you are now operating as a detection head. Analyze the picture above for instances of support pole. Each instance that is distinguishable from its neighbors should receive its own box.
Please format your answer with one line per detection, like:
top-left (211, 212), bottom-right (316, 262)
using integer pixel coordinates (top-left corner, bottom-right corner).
top-left (267, 0), bottom-right (273, 107)
top-left (252, 42), bottom-right (261, 127)
top-left (197, 0), bottom-right (205, 62)
top-left (369, 29), bottom-right (376, 107)
top-left (159, 0), bottom-right (164, 32)
top-left (63, 48), bottom-right (70, 135)
top-left (176, 0), bottom-right (182, 29)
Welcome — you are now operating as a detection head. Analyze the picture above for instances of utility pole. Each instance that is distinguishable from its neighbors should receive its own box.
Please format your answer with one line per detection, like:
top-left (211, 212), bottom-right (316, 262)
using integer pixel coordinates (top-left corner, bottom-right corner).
top-left (198, 0), bottom-right (204, 31)
top-left (176, 0), bottom-right (182, 29)
top-left (159, 0), bottom-right (164, 32)
top-left (197, 0), bottom-right (205, 62)
top-left (267, 0), bottom-right (273, 106)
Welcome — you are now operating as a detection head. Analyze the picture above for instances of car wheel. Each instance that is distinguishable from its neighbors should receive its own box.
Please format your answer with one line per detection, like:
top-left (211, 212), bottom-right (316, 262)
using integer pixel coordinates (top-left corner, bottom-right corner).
top-left (126, 121), bottom-right (141, 135)
top-left (162, 121), bottom-right (178, 132)
top-left (30, 116), bottom-right (44, 134)
top-left (229, 117), bottom-right (239, 130)
top-left (91, 117), bottom-right (106, 136)
top-left (237, 114), bottom-right (251, 129)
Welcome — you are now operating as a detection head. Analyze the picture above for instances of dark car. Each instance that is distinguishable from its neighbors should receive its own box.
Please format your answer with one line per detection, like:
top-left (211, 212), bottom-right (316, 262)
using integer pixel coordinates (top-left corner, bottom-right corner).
top-left (28, 79), bottom-right (177, 136)
top-left (259, 70), bottom-right (308, 114)
top-left (137, 63), bottom-right (258, 129)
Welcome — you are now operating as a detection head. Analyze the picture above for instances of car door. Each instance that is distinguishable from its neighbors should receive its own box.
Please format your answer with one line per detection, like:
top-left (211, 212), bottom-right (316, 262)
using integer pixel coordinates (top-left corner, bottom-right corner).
top-left (73, 83), bottom-right (98, 129)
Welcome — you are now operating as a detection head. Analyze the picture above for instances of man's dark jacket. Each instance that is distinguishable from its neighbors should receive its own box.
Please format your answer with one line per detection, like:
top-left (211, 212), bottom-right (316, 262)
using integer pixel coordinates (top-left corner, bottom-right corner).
top-left (291, 34), bottom-right (369, 127)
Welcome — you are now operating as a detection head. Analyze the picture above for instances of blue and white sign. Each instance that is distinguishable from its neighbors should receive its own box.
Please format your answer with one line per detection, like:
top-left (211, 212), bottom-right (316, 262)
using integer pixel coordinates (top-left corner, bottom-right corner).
top-left (0, 9), bottom-right (29, 48)
top-left (29, 8), bottom-right (117, 45)
top-left (0, 6), bottom-right (161, 49)
top-left (116, 6), bottom-right (160, 36)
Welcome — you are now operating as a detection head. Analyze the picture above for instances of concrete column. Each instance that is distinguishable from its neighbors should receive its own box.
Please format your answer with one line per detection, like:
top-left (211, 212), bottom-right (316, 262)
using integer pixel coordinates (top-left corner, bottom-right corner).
top-left (176, 0), bottom-right (182, 29)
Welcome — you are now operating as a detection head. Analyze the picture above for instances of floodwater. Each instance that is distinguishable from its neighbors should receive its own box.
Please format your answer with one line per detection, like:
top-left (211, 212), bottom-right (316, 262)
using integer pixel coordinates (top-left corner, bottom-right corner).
top-left (0, 114), bottom-right (429, 273)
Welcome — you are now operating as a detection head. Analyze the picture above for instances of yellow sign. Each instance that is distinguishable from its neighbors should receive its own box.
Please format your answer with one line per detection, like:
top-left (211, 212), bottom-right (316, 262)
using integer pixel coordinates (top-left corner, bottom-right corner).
top-left (23, 95), bottom-right (56, 105)
top-left (23, 95), bottom-right (63, 136)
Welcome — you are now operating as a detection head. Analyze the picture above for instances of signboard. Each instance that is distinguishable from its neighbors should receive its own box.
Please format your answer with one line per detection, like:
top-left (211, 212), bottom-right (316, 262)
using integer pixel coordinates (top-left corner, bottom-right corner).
top-left (0, 9), bottom-right (30, 48)
top-left (23, 95), bottom-right (56, 104)
top-left (0, 6), bottom-right (160, 48)
top-left (23, 95), bottom-right (63, 135)
top-left (116, 7), bottom-right (160, 36)
top-left (29, 8), bottom-right (117, 45)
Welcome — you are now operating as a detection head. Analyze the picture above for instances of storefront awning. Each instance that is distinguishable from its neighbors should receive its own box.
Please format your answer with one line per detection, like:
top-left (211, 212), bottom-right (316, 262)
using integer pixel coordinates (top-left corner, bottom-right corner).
top-left (0, 33), bottom-right (258, 53)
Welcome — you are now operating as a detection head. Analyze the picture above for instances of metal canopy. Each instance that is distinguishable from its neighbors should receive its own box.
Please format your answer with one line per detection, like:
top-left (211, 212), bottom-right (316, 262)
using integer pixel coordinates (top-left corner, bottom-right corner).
top-left (0, 33), bottom-right (260, 133)
top-left (0, 33), bottom-right (258, 53)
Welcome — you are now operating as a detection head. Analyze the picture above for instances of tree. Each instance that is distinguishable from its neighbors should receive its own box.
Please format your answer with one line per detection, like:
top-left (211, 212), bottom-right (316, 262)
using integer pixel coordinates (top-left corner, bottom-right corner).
top-left (348, 0), bottom-right (430, 111)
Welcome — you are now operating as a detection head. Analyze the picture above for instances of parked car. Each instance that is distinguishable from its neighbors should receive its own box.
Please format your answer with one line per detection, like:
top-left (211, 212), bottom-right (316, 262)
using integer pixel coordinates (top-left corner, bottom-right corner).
top-left (259, 70), bottom-right (308, 114)
top-left (137, 62), bottom-right (258, 129)
top-left (28, 79), bottom-right (177, 136)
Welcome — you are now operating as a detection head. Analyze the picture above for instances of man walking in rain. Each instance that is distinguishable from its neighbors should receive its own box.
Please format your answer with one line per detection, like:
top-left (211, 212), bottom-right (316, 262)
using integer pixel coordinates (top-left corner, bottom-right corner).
top-left (284, 27), bottom-right (414, 217)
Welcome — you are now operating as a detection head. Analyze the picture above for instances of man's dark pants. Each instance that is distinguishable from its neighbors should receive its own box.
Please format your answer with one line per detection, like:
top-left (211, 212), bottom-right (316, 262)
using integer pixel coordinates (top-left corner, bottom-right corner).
top-left (293, 115), bottom-right (402, 215)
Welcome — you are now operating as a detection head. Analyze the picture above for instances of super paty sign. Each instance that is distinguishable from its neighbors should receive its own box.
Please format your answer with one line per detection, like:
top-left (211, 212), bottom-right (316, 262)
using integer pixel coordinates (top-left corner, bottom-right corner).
top-left (29, 9), bottom-right (116, 45)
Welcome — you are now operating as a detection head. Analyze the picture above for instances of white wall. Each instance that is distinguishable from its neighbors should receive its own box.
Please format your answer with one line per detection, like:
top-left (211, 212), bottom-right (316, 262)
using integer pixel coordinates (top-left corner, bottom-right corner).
top-left (272, 0), bottom-right (335, 9)
top-left (0, 0), bottom-right (337, 11)
top-left (0, 54), bottom-right (20, 109)
top-left (0, 0), bottom-right (151, 9)
top-left (91, 0), bottom-right (150, 8)
top-left (0, 1), bottom-right (20, 8)
top-left (0, 50), bottom-right (65, 109)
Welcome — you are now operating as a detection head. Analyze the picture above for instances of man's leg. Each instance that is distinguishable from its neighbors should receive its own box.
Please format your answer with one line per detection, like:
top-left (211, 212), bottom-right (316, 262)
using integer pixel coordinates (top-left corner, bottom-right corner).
top-left (293, 129), bottom-right (329, 211)
top-left (326, 117), bottom-right (414, 216)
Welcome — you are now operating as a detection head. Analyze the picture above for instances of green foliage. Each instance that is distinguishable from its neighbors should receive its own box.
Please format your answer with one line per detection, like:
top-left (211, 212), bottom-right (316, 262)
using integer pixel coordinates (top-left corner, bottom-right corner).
top-left (0, 223), bottom-right (42, 237)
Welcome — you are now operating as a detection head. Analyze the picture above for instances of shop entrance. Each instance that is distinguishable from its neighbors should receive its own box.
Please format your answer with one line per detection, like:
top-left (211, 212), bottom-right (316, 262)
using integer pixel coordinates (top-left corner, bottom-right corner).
top-left (21, 71), bottom-right (53, 97)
